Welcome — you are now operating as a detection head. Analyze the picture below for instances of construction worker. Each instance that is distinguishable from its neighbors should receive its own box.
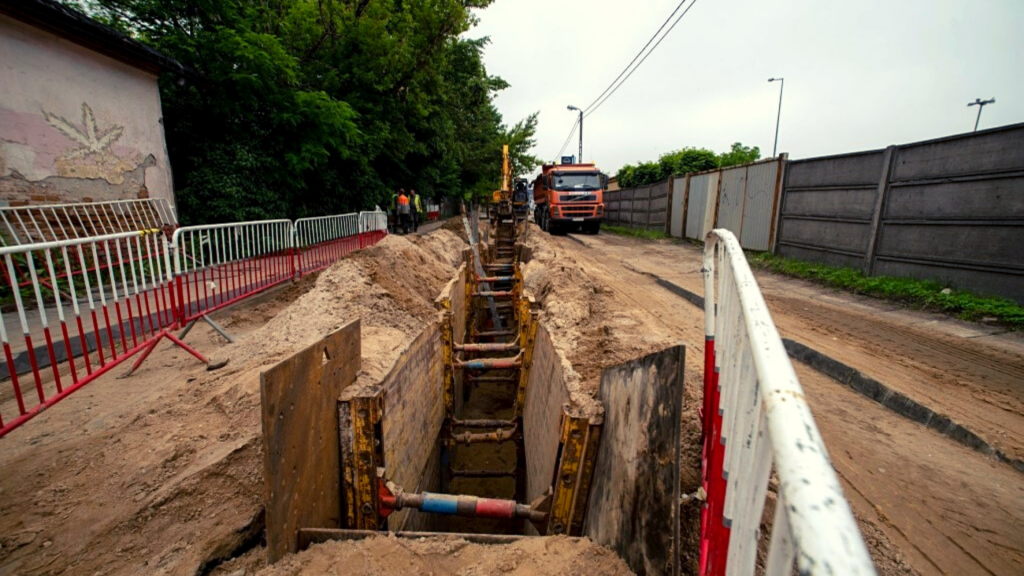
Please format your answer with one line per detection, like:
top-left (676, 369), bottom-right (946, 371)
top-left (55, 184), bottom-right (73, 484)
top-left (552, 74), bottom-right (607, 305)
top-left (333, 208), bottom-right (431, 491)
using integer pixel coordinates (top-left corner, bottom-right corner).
top-left (397, 189), bottom-right (411, 234)
top-left (388, 189), bottom-right (402, 233)
top-left (411, 189), bottom-right (424, 232)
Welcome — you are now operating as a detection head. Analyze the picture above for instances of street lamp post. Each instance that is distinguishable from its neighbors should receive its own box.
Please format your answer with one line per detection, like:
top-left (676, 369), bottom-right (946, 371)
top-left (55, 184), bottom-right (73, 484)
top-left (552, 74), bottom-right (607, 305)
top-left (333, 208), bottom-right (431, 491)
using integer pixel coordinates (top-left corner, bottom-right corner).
top-left (567, 105), bottom-right (583, 163)
top-left (768, 78), bottom-right (784, 158)
top-left (968, 98), bottom-right (995, 132)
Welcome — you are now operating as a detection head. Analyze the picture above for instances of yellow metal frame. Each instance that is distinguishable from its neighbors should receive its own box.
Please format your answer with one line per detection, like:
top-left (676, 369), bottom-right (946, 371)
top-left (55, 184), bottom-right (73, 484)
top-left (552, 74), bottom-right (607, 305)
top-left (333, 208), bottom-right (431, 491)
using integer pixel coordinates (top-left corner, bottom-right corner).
top-left (514, 299), bottom-right (537, 418)
top-left (570, 421), bottom-right (602, 534)
top-left (340, 394), bottom-right (384, 530)
top-left (547, 414), bottom-right (588, 535)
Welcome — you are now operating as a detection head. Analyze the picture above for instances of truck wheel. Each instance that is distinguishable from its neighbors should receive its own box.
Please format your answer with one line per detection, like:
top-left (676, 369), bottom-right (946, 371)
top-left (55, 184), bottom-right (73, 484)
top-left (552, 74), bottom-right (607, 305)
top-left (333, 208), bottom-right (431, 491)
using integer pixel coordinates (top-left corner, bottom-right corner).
top-left (584, 222), bottom-right (601, 235)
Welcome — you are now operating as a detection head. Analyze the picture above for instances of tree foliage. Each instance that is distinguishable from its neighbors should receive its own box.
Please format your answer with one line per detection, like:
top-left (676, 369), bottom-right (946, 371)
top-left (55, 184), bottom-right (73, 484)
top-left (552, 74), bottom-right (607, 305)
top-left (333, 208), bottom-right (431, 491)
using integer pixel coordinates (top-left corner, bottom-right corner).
top-left (63, 0), bottom-right (535, 224)
top-left (717, 142), bottom-right (761, 168)
top-left (615, 142), bottom-right (762, 188)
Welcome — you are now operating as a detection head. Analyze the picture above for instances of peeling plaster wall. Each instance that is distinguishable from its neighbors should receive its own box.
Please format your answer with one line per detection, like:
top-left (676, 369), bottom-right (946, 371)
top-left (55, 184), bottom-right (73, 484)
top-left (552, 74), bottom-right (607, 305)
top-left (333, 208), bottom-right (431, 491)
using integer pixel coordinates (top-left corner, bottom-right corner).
top-left (0, 14), bottom-right (174, 211)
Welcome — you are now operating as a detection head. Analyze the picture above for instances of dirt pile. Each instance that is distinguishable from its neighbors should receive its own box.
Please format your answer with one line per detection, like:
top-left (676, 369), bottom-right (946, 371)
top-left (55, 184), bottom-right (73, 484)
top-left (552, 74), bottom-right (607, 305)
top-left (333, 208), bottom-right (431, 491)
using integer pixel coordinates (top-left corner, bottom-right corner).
top-left (256, 535), bottom-right (634, 576)
top-left (221, 230), bottom-right (465, 381)
top-left (0, 229), bottom-right (466, 576)
top-left (520, 225), bottom-right (675, 396)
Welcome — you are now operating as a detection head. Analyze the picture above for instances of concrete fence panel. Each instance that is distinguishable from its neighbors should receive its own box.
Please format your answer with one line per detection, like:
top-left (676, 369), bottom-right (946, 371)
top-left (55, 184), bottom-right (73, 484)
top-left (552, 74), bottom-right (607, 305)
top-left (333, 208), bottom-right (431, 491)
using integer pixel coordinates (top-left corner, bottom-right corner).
top-left (670, 176), bottom-right (686, 238)
top-left (715, 166), bottom-right (747, 238)
top-left (739, 159), bottom-right (783, 251)
top-left (775, 123), bottom-right (1024, 303)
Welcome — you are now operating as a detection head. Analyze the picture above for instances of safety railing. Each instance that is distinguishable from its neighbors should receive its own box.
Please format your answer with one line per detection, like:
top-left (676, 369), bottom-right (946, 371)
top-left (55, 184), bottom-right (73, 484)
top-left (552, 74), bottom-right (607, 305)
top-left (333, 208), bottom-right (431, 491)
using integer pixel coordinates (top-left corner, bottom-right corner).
top-left (0, 210), bottom-right (390, 439)
top-left (359, 210), bottom-right (388, 234)
top-left (171, 220), bottom-right (295, 325)
top-left (700, 229), bottom-right (875, 576)
top-left (294, 213), bottom-right (360, 275)
top-left (1, 199), bottom-right (177, 245)
top-left (0, 230), bottom-right (181, 436)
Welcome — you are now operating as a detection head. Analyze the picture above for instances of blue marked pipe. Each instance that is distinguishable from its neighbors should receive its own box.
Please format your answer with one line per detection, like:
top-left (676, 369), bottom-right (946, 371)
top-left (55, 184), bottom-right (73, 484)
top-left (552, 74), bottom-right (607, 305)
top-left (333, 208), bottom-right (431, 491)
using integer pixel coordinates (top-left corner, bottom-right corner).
top-left (421, 492), bottom-right (460, 515)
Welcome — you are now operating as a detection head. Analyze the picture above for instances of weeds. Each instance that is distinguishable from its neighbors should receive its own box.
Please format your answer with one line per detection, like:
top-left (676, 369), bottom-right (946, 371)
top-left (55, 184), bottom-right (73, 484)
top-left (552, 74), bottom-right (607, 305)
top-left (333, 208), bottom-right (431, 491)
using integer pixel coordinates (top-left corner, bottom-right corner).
top-left (749, 252), bottom-right (1024, 330)
top-left (602, 225), bottom-right (672, 241)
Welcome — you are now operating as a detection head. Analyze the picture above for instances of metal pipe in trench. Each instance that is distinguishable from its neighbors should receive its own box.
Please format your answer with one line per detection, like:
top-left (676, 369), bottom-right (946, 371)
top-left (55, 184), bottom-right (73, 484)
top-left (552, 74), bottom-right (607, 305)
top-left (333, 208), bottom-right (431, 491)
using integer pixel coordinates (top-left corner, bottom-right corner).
top-left (381, 491), bottom-right (546, 523)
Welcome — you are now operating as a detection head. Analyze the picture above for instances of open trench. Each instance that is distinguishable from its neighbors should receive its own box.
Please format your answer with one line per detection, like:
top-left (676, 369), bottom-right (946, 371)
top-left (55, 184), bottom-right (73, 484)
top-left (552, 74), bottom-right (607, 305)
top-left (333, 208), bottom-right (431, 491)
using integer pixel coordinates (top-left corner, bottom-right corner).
top-left (258, 214), bottom-right (685, 574)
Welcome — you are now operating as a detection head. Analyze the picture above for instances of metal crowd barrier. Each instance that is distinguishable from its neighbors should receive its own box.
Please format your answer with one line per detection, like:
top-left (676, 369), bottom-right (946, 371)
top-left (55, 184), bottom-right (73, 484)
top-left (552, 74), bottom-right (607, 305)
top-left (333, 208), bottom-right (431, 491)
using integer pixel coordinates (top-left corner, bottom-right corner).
top-left (1, 198), bottom-right (176, 245)
top-left (171, 219), bottom-right (295, 324)
top-left (700, 229), bottom-right (875, 576)
top-left (0, 208), bottom-right (389, 439)
top-left (0, 230), bottom-right (181, 436)
top-left (294, 213), bottom-right (360, 275)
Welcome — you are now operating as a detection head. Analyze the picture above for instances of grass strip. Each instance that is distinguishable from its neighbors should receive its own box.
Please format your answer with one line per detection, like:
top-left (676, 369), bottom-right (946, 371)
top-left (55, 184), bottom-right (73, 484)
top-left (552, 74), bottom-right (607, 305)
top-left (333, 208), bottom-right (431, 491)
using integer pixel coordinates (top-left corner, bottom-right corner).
top-left (749, 252), bottom-right (1024, 329)
top-left (602, 225), bottom-right (672, 241)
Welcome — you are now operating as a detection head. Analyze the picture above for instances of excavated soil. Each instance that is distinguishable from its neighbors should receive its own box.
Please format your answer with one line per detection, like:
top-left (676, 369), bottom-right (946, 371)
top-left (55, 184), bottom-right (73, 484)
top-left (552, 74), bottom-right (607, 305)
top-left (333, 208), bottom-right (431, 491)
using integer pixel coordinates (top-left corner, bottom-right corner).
top-left (0, 230), bottom-right (466, 576)
top-left (553, 231), bottom-right (1024, 576)
top-left (520, 225), bottom-right (682, 406)
top-left (255, 535), bottom-right (633, 576)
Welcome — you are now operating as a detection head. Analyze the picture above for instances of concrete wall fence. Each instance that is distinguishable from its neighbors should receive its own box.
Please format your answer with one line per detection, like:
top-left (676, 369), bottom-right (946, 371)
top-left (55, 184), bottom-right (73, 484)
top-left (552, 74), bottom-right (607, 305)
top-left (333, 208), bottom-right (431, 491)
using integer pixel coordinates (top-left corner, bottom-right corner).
top-left (608, 122), bottom-right (1024, 303)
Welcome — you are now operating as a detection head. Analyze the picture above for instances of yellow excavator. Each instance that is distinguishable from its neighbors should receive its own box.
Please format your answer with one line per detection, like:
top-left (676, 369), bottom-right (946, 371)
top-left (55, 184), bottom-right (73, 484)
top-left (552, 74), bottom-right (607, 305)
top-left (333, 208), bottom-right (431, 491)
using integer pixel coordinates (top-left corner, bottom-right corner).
top-left (488, 144), bottom-right (514, 224)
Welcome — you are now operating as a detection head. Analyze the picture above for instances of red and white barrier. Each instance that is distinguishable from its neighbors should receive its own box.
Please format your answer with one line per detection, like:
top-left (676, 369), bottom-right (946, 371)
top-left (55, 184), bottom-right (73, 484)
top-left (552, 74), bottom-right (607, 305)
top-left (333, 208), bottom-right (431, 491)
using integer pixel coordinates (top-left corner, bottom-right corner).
top-left (295, 213), bottom-right (361, 275)
top-left (700, 229), bottom-right (874, 576)
top-left (0, 209), bottom-right (390, 439)
top-left (0, 230), bottom-right (182, 436)
top-left (171, 219), bottom-right (295, 325)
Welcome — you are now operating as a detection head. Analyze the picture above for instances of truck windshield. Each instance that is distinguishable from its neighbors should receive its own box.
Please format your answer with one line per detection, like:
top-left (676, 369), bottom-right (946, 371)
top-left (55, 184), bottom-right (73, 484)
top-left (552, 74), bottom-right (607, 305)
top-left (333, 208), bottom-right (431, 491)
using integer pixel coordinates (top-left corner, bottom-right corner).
top-left (552, 173), bottom-right (601, 191)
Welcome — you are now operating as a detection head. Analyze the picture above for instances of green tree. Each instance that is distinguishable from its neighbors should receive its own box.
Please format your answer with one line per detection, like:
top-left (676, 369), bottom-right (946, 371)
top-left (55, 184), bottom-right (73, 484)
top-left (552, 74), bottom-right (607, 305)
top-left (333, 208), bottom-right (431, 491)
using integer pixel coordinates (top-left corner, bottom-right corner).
top-left (62, 0), bottom-right (532, 224)
top-left (717, 142), bottom-right (761, 168)
top-left (615, 143), bottom-right (760, 188)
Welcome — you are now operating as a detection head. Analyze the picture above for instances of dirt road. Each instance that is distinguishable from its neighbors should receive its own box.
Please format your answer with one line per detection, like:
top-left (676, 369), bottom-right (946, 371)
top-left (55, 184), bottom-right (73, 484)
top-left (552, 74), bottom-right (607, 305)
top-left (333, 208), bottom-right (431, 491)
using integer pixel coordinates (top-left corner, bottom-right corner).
top-left (545, 231), bottom-right (1024, 576)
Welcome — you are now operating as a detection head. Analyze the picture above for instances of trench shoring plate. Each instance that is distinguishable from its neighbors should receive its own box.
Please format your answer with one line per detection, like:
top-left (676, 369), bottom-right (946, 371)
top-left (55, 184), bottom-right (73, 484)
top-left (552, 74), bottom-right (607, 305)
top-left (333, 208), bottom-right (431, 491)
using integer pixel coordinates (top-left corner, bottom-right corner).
top-left (261, 320), bottom-right (362, 562)
top-left (584, 344), bottom-right (685, 576)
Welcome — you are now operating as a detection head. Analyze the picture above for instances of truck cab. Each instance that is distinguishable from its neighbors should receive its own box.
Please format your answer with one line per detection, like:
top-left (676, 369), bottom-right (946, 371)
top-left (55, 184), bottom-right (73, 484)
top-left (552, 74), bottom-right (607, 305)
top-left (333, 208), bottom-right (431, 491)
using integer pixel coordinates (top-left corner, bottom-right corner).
top-left (532, 162), bottom-right (606, 234)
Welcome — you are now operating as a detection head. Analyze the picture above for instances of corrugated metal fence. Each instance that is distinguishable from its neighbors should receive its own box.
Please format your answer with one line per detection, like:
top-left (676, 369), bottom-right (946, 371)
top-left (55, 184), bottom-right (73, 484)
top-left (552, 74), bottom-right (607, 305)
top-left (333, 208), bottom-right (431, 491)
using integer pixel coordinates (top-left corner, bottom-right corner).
top-left (608, 156), bottom-right (787, 252)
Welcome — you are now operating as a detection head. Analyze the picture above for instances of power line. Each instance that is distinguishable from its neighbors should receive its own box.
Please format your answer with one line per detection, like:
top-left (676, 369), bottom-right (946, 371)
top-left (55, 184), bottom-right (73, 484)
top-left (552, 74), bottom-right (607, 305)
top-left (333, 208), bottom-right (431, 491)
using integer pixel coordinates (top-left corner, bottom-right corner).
top-left (555, 116), bottom-right (580, 160)
top-left (585, 0), bottom-right (700, 120)
top-left (582, 0), bottom-right (688, 114)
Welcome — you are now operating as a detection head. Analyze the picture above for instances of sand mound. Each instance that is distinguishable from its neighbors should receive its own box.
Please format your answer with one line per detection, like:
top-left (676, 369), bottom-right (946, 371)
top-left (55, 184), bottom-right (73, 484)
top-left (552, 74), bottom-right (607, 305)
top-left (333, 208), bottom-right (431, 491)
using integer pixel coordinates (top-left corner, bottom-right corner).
top-left (521, 225), bottom-right (671, 396)
top-left (256, 535), bottom-right (634, 576)
top-left (220, 230), bottom-right (465, 381)
top-left (0, 228), bottom-right (466, 576)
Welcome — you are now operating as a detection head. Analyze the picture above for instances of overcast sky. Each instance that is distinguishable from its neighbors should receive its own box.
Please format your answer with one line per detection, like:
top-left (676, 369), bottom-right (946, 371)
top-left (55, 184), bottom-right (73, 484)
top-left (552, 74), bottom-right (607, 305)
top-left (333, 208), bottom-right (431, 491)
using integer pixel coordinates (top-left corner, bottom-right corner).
top-left (469, 0), bottom-right (1024, 177)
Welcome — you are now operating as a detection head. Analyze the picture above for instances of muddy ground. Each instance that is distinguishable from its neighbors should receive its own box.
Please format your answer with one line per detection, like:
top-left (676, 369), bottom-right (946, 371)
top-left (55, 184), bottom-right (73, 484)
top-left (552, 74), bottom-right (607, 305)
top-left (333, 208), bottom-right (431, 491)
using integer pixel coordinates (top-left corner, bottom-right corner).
top-left (256, 535), bottom-right (632, 576)
top-left (560, 231), bottom-right (1024, 576)
top-left (0, 230), bottom-right (469, 576)
top-left (2, 220), bottom-right (1020, 576)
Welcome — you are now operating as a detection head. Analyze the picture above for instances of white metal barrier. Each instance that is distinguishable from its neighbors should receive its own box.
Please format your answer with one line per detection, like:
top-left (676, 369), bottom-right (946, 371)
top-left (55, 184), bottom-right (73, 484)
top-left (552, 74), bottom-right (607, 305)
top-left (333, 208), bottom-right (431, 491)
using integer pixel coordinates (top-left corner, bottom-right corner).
top-left (0, 199), bottom-right (177, 245)
top-left (171, 220), bottom-right (295, 323)
top-left (294, 213), bottom-right (360, 275)
top-left (700, 229), bottom-right (875, 576)
top-left (1, 210), bottom-right (389, 439)
top-left (358, 209), bottom-right (388, 233)
top-left (0, 229), bottom-right (180, 436)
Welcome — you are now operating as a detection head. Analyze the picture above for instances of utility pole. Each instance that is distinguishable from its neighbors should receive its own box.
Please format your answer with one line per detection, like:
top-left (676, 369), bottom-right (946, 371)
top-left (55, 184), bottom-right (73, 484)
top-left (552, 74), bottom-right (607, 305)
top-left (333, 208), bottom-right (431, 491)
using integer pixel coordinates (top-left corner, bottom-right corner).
top-left (768, 78), bottom-right (784, 158)
top-left (567, 105), bottom-right (583, 162)
top-left (968, 98), bottom-right (995, 132)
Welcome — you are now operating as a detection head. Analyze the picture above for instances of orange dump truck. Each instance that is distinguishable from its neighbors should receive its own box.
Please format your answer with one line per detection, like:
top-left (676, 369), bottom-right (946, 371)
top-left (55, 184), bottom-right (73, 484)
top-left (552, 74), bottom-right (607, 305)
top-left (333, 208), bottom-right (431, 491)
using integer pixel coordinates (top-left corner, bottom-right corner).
top-left (532, 162), bottom-right (606, 234)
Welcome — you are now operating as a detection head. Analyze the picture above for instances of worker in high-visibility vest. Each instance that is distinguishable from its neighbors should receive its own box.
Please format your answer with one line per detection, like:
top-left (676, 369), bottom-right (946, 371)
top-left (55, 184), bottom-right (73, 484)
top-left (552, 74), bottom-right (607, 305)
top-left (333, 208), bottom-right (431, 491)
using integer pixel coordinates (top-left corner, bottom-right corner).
top-left (411, 189), bottom-right (424, 232)
top-left (397, 190), bottom-right (411, 234)
top-left (388, 189), bottom-right (401, 233)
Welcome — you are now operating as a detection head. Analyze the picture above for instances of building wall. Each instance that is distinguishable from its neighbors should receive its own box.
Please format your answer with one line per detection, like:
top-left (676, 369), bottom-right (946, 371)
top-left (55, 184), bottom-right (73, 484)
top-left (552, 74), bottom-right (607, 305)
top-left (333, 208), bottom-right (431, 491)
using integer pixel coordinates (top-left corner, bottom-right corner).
top-left (0, 14), bottom-right (174, 211)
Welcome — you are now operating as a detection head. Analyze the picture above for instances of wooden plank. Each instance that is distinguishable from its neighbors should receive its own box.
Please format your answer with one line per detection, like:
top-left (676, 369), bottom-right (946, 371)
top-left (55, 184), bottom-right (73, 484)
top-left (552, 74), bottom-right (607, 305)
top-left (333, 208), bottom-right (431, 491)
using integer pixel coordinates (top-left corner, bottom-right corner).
top-left (260, 319), bottom-right (361, 563)
top-left (584, 344), bottom-right (685, 576)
